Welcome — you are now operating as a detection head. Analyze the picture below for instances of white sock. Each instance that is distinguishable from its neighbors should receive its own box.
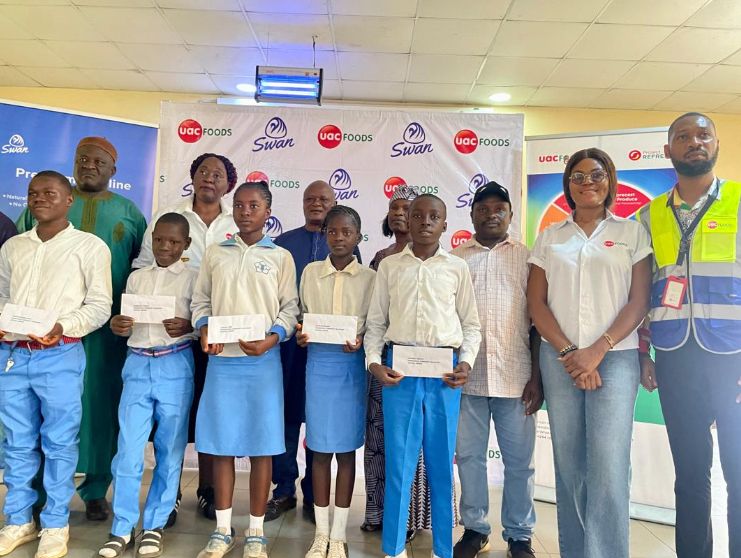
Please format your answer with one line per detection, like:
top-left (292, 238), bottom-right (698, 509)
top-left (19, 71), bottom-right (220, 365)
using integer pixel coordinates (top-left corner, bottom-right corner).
top-left (249, 514), bottom-right (264, 535)
top-left (138, 531), bottom-right (161, 556)
top-left (314, 505), bottom-right (330, 537)
top-left (390, 551), bottom-right (407, 558)
top-left (99, 533), bottom-right (131, 558)
top-left (215, 508), bottom-right (232, 532)
top-left (330, 506), bottom-right (349, 542)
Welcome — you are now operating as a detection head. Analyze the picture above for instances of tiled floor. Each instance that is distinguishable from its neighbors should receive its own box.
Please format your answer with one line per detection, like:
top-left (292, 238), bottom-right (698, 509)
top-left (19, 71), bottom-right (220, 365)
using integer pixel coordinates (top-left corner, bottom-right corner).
top-left (0, 468), bottom-right (685, 558)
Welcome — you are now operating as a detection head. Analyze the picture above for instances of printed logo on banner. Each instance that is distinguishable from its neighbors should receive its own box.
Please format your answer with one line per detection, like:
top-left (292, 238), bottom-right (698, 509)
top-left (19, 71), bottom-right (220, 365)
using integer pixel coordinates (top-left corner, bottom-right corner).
top-left (265, 215), bottom-right (283, 239)
top-left (453, 130), bottom-right (511, 154)
top-left (538, 154), bottom-right (570, 164)
top-left (253, 117), bottom-right (296, 153)
top-left (455, 173), bottom-right (489, 209)
top-left (1, 134), bottom-right (29, 154)
top-left (177, 119), bottom-right (232, 143)
top-left (390, 122), bottom-right (434, 158)
top-left (247, 170), bottom-right (300, 190)
top-left (329, 168), bottom-right (359, 200)
top-left (382, 176), bottom-right (439, 199)
top-left (627, 148), bottom-right (665, 161)
top-left (317, 124), bottom-right (373, 149)
top-left (451, 230), bottom-right (472, 249)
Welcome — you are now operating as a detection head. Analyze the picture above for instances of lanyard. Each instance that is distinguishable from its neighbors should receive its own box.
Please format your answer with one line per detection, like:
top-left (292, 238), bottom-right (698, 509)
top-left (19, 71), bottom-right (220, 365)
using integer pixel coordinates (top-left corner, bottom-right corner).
top-left (670, 180), bottom-right (718, 266)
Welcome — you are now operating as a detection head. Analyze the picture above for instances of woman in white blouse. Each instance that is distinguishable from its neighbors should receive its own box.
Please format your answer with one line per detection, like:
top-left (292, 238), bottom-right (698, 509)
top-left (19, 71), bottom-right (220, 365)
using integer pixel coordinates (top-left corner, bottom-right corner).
top-left (526, 148), bottom-right (652, 558)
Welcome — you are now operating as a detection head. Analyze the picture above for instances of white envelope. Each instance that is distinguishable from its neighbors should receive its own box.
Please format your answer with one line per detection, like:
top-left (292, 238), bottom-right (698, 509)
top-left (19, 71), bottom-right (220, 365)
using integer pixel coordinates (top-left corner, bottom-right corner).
top-left (302, 313), bottom-right (358, 345)
top-left (208, 314), bottom-right (266, 344)
top-left (0, 303), bottom-right (58, 337)
top-left (391, 345), bottom-right (454, 378)
top-left (121, 294), bottom-right (176, 324)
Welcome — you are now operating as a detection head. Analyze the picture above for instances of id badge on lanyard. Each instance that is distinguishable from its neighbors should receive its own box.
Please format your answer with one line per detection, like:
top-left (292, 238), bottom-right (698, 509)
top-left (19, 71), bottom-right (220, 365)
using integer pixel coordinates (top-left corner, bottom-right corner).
top-left (661, 276), bottom-right (688, 309)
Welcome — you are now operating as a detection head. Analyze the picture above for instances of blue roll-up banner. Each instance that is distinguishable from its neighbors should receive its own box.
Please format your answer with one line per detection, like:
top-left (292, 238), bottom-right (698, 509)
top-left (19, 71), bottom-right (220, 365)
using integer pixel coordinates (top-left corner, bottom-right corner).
top-left (0, 101), bottom-right (158, 221)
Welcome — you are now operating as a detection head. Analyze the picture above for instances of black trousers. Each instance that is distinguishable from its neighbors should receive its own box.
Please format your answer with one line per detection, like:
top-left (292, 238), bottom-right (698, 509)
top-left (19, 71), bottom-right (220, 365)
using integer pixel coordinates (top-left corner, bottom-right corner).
top-left (655, 336), bottom-right (741, 558)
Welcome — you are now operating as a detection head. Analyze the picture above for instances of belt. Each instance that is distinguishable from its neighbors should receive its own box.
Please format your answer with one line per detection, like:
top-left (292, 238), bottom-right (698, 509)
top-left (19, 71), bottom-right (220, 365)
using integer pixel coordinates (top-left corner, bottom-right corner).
top-left (3, 336), bottom-right (81, 351)
top-left (129, 341), bottom-right (192, 358)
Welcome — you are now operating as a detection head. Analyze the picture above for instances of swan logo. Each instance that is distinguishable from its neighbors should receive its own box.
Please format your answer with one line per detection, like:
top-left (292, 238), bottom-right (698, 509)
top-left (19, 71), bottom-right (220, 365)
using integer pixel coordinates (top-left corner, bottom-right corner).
top-left (391, 122), bottom-right (434, 158)
top-left (265, 216), bottom-right (283, 239)
top-left (1, 134), bottom-right (29, 154)
top-left (329, 168), bottom-right (359, 201)
top-left (455, 173), bottom-right (489, 209)
top-left (253, 117), bottom-right (296, 152)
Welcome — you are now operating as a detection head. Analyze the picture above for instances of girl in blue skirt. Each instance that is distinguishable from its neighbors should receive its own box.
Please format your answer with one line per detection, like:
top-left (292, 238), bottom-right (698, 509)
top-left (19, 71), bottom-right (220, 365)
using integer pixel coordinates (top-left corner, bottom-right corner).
top-left (297, 206), bottom-right (376, 558)
top-left (191, 181), bottom-right (299, 558)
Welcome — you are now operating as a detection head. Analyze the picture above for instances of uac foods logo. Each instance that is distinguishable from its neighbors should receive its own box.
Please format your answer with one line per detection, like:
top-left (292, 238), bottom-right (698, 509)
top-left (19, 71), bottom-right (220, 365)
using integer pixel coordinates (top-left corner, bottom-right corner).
top-left (603, 240), bottom-right (629, 248)
top-left (706, 220), bottom-right (733, 231)
top-left (453, 129), bottom-right (511, 154)
top-left (177, 119), bottom-right (232, 143)
top-left (382, 176), bottom-right (439, 199)
top-left (538, 154), bottom-right (570, 164)
top-left (451, 230), bottom-right (472, 249)
top-left (247, 170), bottom-right (300, 190)
top-left (264, 216), bottom-right (283, 239)
top-left (329, 168), bottom-right (359, 201)
top-left (390, 122), bottom-right (434, 158)
top-left (455, 173), bottom-right (489, 209)
top-left (253, 117), bottom-right (296, 153)
top-left (317, 124), bottom-right (373, 149)
top-left (1, 134), bottom-right (29, 154)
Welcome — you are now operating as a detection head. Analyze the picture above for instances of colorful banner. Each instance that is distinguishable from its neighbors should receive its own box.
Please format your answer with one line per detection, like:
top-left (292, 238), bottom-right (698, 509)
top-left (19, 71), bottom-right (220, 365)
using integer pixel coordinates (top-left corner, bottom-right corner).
top-left (526, 128), bottom-right (677, 517)
top-left (158, 103), bottom-right (524, 262)
top-left (0, 101), bottom-right (158, 221)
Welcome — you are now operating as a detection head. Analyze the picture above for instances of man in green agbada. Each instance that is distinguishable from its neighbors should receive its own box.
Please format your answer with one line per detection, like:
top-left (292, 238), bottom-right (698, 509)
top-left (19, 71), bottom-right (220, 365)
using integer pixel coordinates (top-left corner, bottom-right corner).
top-left (17, 137), bottom-right (147, 521)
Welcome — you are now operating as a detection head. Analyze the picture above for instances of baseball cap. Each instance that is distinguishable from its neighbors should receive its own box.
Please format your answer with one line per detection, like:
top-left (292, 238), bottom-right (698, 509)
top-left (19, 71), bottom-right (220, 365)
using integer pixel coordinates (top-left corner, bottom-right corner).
top-left (472, 181), bottom-right (511, 206)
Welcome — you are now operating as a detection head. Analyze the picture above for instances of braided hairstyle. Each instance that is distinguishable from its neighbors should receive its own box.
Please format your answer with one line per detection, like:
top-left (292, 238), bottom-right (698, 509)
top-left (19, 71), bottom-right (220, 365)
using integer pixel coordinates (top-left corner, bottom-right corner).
top-left (189, 153), bottom-right (238, 193)
top-left (322, 205), bottom-right (362, 233)
top-left (233, 180), bottom-right (272, 208)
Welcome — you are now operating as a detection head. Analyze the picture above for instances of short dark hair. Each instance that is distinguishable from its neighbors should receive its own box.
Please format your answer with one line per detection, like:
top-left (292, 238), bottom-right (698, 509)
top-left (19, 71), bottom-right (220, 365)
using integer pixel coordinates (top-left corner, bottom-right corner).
top-left (668, 112), bottom-right (716, 140)
top-left (32, 170), bottom-right (72, 192)
top-left (155, 212), bottom-right (190, 237)
top-left (381, 215), bottom-right (393, 238)
top-left (410, 193), bottom-right (447, 214)
top-left (190, 153), bottom-right (238, 193)
top-left (323, 205), bottom-right (362, 233)
top-left (562, 148), bottom-right (618, 210)
top-left (233, 180), bottom-right (272, 208)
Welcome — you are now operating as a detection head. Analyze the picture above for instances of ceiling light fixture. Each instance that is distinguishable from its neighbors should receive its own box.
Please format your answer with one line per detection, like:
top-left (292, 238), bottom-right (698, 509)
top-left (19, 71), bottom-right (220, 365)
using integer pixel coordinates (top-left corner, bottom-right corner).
top-left (255, 66), bottom-right (323, 105)
top-left (488, 92), bottom-right (512, 103)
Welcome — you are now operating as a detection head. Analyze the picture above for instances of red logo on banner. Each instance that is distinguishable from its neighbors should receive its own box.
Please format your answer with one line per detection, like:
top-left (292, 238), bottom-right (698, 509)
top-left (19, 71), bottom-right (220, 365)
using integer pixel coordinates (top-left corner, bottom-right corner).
top-left (178, 119), bottom-right (202, 143)
top-left (628, 149), bottom-right (642, 161)
top-left (384, 176), bottom-right (407, 199)
top-left (246, 171), bottom-right (269, 183)
top-left (318, 124), bottom-right (342, 149)
top-left (451, 230), bottom-right (472, 249)
top-left (454, 129), bottom-right (479, 154)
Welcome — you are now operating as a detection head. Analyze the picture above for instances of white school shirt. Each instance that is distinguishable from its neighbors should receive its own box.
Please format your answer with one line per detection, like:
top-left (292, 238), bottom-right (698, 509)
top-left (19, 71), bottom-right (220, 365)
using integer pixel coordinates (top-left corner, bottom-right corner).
top-left (365, 243), bottom-right (482, 367)
top-left (528, 211), bottom-right (652, 350)
top-left (299, 256), bottom-right (376, 336)
top-left (191, 234), bottom-right (300, 357)
top-left (132, 197), bottom-right (236, 269)
top-left (0, 223), bottom-right (112, 341)
top-left (452, 236), bottom-right (532, 398)
top-left (124, 261), bottom-right (198, 348)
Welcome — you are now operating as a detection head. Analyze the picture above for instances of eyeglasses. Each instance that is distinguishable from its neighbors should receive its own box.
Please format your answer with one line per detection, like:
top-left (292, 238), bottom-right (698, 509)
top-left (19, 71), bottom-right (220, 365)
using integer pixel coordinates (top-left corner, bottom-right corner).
top-left (198, 169), bottom-right (225, 181)
top-left (569, 170), bottom-right (607, 185)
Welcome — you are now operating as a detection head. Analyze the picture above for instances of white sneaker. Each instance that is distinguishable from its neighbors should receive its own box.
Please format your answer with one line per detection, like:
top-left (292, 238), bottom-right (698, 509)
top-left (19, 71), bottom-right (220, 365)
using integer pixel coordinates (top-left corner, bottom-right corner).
top-left (243, 529), bottom-right (268, 558)
top-left (327, 539), bottom-right (347, 558)
top-left (0, 522), bottom-right (38, 556)
top-left (197, 528), bottom-right (236, 558)
top-left (304, 534), bottom-right (330, 558)
top-left (35, 526), bottom-right (69, 558)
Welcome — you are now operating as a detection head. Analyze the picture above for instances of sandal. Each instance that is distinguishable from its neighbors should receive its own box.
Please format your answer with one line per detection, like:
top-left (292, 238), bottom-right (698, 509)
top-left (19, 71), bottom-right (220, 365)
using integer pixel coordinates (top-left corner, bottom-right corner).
top-left (137, 528), bottom-right (163, 558)
top-left (98, 529), bottom-right (135, 558)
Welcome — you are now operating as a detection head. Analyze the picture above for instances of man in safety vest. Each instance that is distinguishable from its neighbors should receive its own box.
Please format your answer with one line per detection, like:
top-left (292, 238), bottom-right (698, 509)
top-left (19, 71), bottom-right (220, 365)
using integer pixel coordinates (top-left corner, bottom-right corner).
top-left (638, 112), bottom-right (740, 558)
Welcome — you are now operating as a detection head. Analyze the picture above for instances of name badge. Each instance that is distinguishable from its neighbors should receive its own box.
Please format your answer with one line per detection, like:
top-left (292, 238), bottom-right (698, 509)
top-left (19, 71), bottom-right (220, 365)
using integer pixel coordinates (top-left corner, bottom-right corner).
top-left (661, 275), bottom-right (687, 309)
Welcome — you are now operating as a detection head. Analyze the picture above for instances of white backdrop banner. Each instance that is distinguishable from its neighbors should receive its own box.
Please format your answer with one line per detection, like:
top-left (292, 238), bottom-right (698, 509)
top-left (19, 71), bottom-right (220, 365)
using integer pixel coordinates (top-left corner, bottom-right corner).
top-left (158, 103), bottom-right (524, 261)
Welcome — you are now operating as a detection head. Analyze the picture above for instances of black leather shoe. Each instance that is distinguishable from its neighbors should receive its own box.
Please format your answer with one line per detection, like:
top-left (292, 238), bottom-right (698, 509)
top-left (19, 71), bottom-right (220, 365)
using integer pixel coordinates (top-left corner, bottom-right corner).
top-left (264, 495), bottom-right (297, 522)
top-left (453, 529), bottom-right (490, 558)
top-left (507, 538), bottom-right (536, 558)
top-left (303, 502), bottom-right (316, 525)
top-left (164, 488), bottom-right (182, 529)
top-left (85, 498), bottom-right (110, 521)
top-left (360, 521), bottom-right (381, 533)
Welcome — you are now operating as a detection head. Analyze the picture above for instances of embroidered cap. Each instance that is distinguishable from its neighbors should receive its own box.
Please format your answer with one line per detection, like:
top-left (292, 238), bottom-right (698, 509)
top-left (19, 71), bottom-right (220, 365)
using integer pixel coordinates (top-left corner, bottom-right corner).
top-left (389, 184), bottom-right (420, 204)
top-left (76, 136), bottom-right (118, 163)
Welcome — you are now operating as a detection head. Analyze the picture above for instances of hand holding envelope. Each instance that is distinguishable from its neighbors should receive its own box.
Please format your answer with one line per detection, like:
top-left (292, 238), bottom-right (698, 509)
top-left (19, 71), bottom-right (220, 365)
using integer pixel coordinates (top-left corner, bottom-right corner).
top-left (0, 303), bottom-right (60, 343)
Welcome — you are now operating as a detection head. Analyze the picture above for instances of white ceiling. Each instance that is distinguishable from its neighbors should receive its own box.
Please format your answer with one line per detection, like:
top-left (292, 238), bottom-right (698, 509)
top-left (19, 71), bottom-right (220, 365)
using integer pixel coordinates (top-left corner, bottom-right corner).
top-left (1, 0), bottom-right (741, 112)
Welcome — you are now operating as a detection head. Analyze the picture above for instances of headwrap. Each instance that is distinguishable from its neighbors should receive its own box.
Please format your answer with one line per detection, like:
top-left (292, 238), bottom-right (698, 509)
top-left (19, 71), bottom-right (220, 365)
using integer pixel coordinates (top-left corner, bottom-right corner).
top-left (389, 184), bottom-right (420, 204)
top-left (76, 137), bottom-right (118, 163)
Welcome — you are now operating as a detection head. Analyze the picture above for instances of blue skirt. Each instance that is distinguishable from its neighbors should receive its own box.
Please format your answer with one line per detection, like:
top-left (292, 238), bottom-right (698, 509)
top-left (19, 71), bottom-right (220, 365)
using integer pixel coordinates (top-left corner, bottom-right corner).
top-left (195, 348), bottom-right (285, 457)
top-left (305, 344), bottom-right (367, 453)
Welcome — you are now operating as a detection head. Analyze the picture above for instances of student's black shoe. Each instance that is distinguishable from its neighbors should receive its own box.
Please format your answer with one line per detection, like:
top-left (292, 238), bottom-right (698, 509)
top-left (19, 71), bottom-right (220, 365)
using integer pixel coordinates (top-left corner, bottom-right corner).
top-left (164, 488), bottom-right (182, 529)
top-left (302, 501), bottom-right (316, 525)
top-left (359, 522), bottom-right (381, 533)
top-left (507, 538), bottom-right (535, 558)
top-left (196, 486), bottom-right (216, 521)
top-left (405, 530), bottom-right (417, 543)
top-left (264, 495), bottom-right (297, 522)
top-left (85, 498), bottom-right (111, 521)
top-left (453, 529), bottom-right (490, 558)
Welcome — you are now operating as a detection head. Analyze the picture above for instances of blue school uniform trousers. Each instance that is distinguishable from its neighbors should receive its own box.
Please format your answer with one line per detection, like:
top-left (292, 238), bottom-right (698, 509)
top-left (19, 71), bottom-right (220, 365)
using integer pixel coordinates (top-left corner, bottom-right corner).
top-left (110, 344), bottom-right (194, 536)
top-left (0, 341), bottom-right (86, 528)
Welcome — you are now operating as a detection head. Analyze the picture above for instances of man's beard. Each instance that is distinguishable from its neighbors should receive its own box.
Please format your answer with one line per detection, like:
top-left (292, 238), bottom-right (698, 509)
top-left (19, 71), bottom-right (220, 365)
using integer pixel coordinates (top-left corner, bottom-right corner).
top-left (671, 149), bottom-right (719, 177)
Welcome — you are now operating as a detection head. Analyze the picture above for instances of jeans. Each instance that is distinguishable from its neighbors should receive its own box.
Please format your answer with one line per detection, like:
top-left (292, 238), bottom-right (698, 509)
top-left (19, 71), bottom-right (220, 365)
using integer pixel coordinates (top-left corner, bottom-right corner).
top-left (540, 343), bottom-right (639, 558)
top-left (655, 336), bottom-right (741, 558)
top-left (456, 394), bottom-right (536, 542)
